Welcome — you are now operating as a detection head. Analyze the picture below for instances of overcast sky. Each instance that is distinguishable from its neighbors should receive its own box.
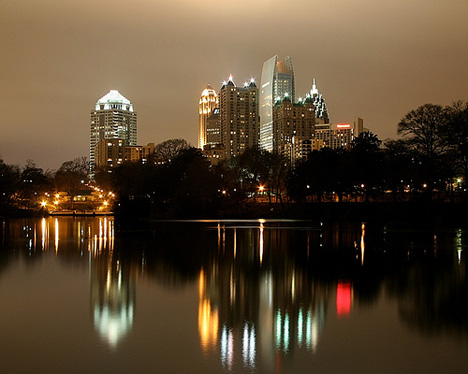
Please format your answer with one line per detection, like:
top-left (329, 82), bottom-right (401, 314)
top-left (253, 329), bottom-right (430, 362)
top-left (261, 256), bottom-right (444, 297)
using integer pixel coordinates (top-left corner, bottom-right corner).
top-left (1, 0), bottom-right (467, 170)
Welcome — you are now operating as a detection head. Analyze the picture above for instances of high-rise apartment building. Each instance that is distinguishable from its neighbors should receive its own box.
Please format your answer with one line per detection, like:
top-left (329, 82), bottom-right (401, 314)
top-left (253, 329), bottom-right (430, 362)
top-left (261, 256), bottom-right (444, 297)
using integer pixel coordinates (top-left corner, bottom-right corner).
top-left (218, 76), bottom-right (259, 159)
top-left (198, 85), bottom-right (218, 149)
top-left (260, 56), bottom-right (295, 151)
top-left (90, 90), bottom-right (137, 174)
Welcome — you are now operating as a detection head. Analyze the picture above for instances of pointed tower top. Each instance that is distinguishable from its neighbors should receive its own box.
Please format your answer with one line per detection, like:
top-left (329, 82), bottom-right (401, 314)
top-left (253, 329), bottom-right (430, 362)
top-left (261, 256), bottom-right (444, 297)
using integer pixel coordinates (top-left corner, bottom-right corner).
top-left (311, 78), bottom-right (318, 95)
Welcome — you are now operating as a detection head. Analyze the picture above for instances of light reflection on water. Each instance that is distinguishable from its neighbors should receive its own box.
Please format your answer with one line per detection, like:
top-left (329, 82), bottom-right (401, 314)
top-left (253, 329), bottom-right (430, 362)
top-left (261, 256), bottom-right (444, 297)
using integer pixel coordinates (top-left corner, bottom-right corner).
top-left (0, 217), bottom-right (467, 373)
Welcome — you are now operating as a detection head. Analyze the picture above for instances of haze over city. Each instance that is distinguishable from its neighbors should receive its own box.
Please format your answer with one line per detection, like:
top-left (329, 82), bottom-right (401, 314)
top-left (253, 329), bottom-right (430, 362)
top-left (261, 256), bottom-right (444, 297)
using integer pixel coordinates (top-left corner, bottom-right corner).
top-left (1, 0), bottom-right (467, 170)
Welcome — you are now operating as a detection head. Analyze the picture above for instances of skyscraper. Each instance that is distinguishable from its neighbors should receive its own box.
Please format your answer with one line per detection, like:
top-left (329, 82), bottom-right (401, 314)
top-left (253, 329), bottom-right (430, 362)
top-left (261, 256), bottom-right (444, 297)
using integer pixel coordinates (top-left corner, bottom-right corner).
top-left (90, 90), bottom-right (137, 174)
top-left (259, 56), bottom-right (295, 151)
top-left (273, 94), bottom-right (315, 161)
top-left (218, 75), bottom-right (259, 159)
top-left (198, 85), bottom-right (218, 149)
top-left (309, 79), bottom-right (329, 124)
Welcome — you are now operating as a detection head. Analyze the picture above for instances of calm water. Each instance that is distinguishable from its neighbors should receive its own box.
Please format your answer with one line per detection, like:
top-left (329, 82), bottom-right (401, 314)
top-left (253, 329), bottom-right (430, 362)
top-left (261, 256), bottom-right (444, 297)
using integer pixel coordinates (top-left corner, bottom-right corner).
top-left (0, 217), bottom-right (467, 373)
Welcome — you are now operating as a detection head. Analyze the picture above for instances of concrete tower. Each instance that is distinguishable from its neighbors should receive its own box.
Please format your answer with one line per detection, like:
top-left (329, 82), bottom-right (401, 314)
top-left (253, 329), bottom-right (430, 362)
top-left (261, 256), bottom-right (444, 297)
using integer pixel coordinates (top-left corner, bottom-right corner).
top-left (90, 90), bottom-right (137, 174)
top-left (198, 85), bottom-right (218, 149)
top-left (218, 75), bottom-right (259, 159)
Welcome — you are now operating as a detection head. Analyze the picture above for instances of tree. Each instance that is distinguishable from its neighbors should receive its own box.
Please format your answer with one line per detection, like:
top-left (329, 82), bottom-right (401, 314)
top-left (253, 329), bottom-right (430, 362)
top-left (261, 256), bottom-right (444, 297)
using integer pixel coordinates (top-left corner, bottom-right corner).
top-left (397, 104), bottom-right (451, 195)
top-left (54, 157), bottom-right (89, 209)
top-left (351, 132), bottom-right (383, 201)
top-left (382, 139), bottom-right (416, 202)
top-left (0, 160), bottom-right (20, 209)
top-left (153, 139), bottom-right (190, 164)
top-left (446, 101), bottom-right (468, 186)
top-left (18, 160), bottom-right (52, 208)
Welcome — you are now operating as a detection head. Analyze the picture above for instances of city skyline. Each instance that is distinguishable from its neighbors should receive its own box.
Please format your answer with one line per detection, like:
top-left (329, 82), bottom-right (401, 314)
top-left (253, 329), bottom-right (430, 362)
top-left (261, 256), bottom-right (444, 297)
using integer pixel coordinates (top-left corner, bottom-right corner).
top-left (1, 0), bottom-right (467, 170)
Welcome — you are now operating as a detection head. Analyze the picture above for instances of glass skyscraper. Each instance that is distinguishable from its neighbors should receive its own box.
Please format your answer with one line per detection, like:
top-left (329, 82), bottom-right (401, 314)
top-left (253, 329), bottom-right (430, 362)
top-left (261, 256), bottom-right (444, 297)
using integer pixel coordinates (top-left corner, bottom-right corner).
top-left (259, 56), bottom-right (295, 151)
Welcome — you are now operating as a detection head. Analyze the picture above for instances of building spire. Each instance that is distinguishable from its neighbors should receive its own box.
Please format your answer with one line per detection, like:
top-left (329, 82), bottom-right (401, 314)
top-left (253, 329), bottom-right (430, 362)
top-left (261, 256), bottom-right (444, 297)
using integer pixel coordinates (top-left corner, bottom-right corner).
top-left (311, 78), bottom-right (318, 95)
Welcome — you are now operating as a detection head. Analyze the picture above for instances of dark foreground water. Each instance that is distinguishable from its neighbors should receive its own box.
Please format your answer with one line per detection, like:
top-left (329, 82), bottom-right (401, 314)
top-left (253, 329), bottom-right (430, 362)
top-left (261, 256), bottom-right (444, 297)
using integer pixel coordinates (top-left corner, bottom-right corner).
top-left (0, 217), bottom-right (467, 373)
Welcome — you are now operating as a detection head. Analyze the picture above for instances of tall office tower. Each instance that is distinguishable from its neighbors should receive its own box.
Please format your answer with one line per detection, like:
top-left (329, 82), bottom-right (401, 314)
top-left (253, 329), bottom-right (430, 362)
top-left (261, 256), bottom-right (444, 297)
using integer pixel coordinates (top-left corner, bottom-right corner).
top-left (309, 79), bottom-right (329, 124)
top-left (205, 108), bottom-right (220, 146)
top-left (90, 90), bottom-right (137, 174)
top-left (273, 95), bottom-right (315, 161)
top-left (198, 85), bottom-right (218, 149)
top-left (259, 55), bottom-right (295, 151)
top-left (218, 75), bottom-right (259, 160)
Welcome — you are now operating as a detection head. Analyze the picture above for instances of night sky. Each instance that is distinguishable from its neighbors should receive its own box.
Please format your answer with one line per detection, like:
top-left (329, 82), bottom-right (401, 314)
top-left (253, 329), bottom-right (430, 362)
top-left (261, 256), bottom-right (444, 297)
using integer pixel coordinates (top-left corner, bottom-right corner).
top-left (1, 0), bottom-right (467, 170)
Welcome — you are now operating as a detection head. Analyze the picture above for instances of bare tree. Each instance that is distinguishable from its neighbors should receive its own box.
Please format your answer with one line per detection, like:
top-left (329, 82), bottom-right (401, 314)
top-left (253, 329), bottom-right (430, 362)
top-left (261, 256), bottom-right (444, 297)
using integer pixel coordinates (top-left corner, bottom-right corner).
top-left (447, 101), bottom-right (468, 184)
top-left (153, 139), bottom-right (190, 164)
top-left (398, 104), bottom-right (451, 191)
top-left (55, 157), bottom-right (89, 209)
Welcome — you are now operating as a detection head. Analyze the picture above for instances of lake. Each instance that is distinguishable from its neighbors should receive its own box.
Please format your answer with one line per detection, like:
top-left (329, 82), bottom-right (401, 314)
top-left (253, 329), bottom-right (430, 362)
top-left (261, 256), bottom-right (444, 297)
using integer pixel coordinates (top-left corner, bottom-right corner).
top-left (0, 217), bottom-right (467, 373)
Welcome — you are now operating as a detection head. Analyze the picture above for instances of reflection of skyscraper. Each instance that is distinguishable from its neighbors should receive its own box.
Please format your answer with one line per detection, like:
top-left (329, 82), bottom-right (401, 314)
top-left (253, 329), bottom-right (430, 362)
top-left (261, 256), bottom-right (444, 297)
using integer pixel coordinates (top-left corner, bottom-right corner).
top-left (197, 223), bottom-right (330, 371)
top-left (198, 85), bottom-right (218, 149)
top-left (260, 56), bottom-right (295, 151)
top-left (89, 220), bottom-right (136, 348)
top-left (90, 90), bottom-right (137, 174)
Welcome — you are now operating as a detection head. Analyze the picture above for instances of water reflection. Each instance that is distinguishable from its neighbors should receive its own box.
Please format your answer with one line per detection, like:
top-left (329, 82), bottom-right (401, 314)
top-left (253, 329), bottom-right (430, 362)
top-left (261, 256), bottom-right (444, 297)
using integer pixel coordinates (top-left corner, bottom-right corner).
top-left (90, 244), bottom-right (135, 348)
top-left (195, 220), bottom-right (362, 371)
top-left (0, 217), bottom-right (132, 348)
top-left (0, 217), bottom-right (467, 372)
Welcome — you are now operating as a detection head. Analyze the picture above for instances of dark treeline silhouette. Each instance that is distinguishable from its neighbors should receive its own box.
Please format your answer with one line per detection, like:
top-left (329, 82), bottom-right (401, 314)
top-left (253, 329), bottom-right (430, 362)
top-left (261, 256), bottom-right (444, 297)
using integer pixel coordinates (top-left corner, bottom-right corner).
top-left (2, 102), bottom-right (468, 218)
top-left (108, 102), bottom-right (468, 218)
top-left (0, 157), bottom-right (88, 215)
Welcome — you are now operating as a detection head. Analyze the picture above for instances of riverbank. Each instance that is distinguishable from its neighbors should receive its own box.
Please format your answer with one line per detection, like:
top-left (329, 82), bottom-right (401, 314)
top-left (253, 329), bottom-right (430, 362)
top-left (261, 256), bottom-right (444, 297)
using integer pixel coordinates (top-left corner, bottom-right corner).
top-left (3, 200), bottom-right (466, 225)
top-left (111, 200), bottom-right (468, 225)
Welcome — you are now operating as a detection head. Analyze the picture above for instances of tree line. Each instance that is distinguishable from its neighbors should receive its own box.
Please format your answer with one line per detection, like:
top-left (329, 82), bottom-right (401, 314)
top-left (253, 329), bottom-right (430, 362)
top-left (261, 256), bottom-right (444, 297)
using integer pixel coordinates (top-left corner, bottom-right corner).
top-left (1, 102), bottom-right (468, 216)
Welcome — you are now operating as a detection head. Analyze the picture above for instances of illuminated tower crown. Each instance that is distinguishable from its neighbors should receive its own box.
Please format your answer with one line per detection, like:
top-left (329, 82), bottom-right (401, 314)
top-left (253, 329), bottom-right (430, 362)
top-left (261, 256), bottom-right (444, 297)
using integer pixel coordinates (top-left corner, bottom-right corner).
top-left (198, 85), bottom-right (218, 149)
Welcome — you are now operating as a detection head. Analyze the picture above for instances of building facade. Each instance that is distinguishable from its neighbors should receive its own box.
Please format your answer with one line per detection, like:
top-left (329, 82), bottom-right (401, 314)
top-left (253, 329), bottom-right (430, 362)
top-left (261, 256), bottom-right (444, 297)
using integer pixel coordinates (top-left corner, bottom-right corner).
top-left (259, 56), bottom-right (295, 151)
top-left (90, 90), bottom-right (137, 174)
top-left (218, 76), bottom-right (259, 160)
top-left (95, 139), bottom-right (154, 171)
top-left (198, 85), bottom-right (218, 149)
top-left (315, 118), bottom-right (365, 150)
top-left (205, 108), bottom-right (221, 146)
top-left (201, 144), bottom-right (226, 166)
top-left (272, 95), bottom-right (315, 161)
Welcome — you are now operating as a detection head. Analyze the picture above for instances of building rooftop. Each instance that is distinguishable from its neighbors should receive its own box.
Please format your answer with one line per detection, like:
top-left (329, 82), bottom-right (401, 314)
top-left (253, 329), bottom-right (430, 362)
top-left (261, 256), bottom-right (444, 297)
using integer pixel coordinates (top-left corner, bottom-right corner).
top-left (97, 90), bottom-right (131, 105)
top-left (94, 90), bottom-right (134, 112)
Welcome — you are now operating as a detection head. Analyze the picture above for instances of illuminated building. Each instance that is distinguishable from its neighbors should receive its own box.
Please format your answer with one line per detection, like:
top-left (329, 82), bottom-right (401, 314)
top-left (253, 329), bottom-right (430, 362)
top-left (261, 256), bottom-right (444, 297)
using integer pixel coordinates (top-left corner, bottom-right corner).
top-left (205, 108), bottom-right (220, 146)
top-left (202, 144), bottom-right (226, 166)
top-left (95, 139), bottom-right (154, 171)
top-left (218, 75), bottom-right (259, 159)
top-left (125, 143), bottom-right (155, 163)
top-left (308, 79), bottom-right (329, 124)
top-left (95, 139), bottom-right (126, 171)
top-left (273, 94), bottom-right (315, 162)
top-left (260, 56), bottom-right (295, 151)
top-left (315, 118), bottom-right (365, 150)
top-left (198, 85), bottom-right (218, 149)
top-left (90, 90), bottom-right (137, 175)
top-left (292, 138), bottom-right (325, 162)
